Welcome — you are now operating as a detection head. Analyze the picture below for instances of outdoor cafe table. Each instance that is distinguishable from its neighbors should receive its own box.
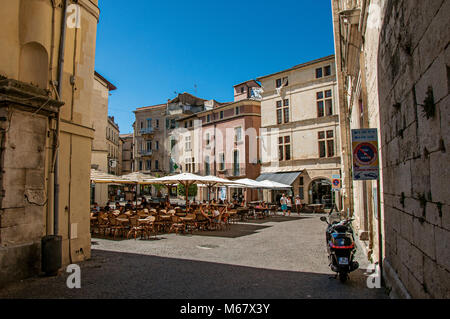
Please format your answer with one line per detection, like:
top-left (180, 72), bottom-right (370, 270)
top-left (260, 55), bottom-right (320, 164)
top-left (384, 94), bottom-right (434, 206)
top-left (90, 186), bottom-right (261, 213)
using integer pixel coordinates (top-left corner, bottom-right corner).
top-left (236, 207), bottom-right (249, 221)
top-left (253, 206), bottom-right (269, 218)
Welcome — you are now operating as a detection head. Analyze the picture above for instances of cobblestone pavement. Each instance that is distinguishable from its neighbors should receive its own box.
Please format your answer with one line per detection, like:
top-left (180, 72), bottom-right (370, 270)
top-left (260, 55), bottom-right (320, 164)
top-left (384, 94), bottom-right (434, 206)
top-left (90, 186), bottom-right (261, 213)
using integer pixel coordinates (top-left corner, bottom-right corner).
top-left (0, 214), bottom-right (388, 299)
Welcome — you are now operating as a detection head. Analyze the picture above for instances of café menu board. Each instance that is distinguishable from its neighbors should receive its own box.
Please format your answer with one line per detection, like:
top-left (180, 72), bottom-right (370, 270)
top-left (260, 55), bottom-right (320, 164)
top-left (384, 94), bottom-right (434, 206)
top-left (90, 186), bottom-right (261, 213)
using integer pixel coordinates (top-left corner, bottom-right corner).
top-left (351, 128), bottom-right (379, 181)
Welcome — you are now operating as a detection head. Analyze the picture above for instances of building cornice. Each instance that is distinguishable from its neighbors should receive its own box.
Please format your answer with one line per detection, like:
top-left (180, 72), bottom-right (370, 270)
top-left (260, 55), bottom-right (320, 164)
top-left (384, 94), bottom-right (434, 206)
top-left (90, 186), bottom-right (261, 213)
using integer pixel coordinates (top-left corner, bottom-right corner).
top-left (261, 77), bottom-right (337, 98)
top-left (79, 0), bottom-right (101, 22)
top-left (256, 55), bottom-right (335, 81)
top-left (0, 78), bottom-right (64, 115)
top-left (261, 114), bottom-right (339, 131)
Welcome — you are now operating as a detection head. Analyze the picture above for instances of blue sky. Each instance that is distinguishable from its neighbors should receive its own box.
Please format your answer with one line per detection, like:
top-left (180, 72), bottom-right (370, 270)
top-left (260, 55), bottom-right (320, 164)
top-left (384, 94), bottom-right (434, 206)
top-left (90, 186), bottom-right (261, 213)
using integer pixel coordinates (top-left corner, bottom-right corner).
top-left (94, 0), bottom-right (335, 134)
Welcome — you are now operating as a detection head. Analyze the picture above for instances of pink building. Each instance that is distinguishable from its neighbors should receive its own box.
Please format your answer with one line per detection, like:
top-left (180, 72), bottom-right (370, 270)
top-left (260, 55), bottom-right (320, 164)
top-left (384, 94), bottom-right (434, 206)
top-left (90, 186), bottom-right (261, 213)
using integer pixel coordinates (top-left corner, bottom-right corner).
top-left (178, 81), bottom-right (262, 202)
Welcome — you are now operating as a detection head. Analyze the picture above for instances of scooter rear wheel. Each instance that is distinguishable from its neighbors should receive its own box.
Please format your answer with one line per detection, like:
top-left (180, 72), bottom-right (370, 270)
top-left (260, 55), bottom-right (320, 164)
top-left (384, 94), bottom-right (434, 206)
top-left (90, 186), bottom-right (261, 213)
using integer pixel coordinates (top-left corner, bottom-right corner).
top-left (339, 272), bottom-right (348, 283)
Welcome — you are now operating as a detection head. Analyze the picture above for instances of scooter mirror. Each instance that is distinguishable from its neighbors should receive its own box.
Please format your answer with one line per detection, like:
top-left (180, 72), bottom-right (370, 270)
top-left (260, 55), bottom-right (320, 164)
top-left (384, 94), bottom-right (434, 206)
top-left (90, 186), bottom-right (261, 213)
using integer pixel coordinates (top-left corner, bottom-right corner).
top-left (320, 216), bottom-right (327, 222)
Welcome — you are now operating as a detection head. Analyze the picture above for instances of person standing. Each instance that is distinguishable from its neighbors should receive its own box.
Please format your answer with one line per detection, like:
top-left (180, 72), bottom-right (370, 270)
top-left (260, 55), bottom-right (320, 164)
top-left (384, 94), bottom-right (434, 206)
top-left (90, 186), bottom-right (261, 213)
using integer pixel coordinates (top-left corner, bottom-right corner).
top-left (280, 194), bottom-right (287, 216)
top-left (286, 196), bottom-right (292, 216)
top-left (295, 195), bottom-right (302, 214)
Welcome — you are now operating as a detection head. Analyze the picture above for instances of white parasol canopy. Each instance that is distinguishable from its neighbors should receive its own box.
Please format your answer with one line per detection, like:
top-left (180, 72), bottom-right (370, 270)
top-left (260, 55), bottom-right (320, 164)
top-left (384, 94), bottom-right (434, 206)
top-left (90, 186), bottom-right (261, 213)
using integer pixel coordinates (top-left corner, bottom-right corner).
top-left (259, 180), bottom-right (292, 190)
top-left (225, 178), bottom-right (265, 189)
top-left (120, 172), bottom-right (155, 184)
top-left (90, 169), bottom-right (128, 184)
top-left (145, 173), bottom-right (244, 205)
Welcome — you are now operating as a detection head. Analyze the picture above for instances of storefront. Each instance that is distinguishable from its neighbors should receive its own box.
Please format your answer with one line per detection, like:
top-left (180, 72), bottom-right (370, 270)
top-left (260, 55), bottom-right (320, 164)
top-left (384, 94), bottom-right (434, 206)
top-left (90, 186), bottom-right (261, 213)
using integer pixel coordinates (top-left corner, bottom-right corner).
top-left (256, 171), bottom-right (302, 204)
top-left (308, 178), bottom-right (332, 208)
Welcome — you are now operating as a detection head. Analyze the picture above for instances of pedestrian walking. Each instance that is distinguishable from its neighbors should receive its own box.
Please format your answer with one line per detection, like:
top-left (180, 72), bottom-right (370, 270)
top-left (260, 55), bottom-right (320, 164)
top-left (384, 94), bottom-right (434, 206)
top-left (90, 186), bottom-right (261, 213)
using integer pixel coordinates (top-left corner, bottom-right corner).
top-left (286, 196), bottom-right (292, 216)
top-left (280, 194), bottom-right (288, 216)
top-left (295, 195), bottom-right (302, 214)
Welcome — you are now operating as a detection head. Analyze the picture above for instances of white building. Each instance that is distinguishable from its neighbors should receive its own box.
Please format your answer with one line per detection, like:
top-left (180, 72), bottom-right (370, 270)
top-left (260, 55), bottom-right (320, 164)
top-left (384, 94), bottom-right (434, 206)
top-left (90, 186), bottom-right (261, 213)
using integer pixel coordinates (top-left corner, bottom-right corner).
top-left (257, 55), bottom-right (341, 207)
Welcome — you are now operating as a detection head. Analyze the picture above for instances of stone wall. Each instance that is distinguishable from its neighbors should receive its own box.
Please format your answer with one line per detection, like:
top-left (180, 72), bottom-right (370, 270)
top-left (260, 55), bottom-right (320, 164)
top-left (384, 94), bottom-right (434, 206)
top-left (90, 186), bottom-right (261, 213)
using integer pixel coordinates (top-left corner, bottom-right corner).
top-left (0, 108), bottom-right (49, 286)
top-left (378, 0), bottom-right (450, 298)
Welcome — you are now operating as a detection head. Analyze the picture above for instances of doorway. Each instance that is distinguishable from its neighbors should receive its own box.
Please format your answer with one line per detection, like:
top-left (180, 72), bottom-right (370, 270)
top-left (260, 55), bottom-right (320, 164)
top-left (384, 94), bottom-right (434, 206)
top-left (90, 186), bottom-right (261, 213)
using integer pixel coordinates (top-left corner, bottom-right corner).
top-left (309, 178), bottom-right (332, 208)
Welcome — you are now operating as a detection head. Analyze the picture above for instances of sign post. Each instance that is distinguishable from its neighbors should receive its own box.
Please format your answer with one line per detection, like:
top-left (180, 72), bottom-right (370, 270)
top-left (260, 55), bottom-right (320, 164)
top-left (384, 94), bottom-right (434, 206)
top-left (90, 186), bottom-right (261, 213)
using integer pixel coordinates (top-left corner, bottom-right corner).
top-left (351, 129), bottom-right (379, 180)
top-left (351, 128), bottom-right (383, 286)
top-left (331, 174), bottom-right (341, 211)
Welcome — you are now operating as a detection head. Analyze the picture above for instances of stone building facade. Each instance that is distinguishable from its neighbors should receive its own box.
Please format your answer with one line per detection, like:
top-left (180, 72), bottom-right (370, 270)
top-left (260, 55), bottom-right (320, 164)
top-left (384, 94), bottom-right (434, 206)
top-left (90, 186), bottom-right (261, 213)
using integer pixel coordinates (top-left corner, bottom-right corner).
top-left (0, 0), bottom-right (100, 285)
top-left (176, 88), bottom-right (261, 202)
top-left (256, 56), bottom-right (341, 206)
top-left (107, 116), bottom-right (120, 175)
top-left (120, 133), bottom-right (134, 175)
top-left (91, 72), bottom-right (116, 173)
top-left (90, 72), bottom-right (116, 205)
top-left (331, 0), bottom-right (449, 298)
top-left (133, 93), bottom-right (215, 177)
top-left (133, 103), bottom-right (166, 175)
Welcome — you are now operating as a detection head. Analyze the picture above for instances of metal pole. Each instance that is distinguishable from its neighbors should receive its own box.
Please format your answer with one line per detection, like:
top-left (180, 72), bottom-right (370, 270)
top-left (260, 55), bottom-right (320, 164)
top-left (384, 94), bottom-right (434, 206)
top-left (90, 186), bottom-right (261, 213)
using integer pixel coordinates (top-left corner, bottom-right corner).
top-left (54, 0), bottom-right (69, 235)
top-left (377, 178), bottom-right (383, 285)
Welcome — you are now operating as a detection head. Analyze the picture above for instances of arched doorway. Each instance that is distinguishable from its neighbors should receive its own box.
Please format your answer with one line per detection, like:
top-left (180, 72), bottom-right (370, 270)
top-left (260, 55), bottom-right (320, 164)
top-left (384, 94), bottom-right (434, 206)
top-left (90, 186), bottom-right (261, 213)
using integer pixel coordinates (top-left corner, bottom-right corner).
top-left (309, 178), bottom-right (332, 208)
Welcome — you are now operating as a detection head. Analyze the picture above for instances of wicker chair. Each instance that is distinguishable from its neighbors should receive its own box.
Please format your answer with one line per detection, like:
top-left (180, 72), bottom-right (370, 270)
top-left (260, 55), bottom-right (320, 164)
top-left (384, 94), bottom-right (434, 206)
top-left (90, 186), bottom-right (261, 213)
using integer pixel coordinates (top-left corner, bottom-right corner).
top-left (96, 213), bottom-right (110, 236)
top-left (227, 209), bottom-right (239, 224)
top-left (108, 215), bottom-right (126, 239)
top-left (168, 215), bottom-right (185, 235)
top-left (210, 206), bottom-right (227, 231)
top-left (127, 216), bottom-right (148, 240)
top-left (194, 209), bottom-right (209, 231)
top-left (142, 215), bottom-right (157, 239)
top-left (184, 213), bottom-right (197, 234)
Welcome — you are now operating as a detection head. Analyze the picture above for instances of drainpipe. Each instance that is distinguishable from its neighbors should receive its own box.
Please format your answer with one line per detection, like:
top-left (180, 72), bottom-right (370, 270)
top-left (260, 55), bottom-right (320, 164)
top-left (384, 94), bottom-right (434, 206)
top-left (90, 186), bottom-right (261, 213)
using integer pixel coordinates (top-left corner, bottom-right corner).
top-left (42, 0), bottom-right (68, 276)
top-left (54, 0), bottom-right (69, 235)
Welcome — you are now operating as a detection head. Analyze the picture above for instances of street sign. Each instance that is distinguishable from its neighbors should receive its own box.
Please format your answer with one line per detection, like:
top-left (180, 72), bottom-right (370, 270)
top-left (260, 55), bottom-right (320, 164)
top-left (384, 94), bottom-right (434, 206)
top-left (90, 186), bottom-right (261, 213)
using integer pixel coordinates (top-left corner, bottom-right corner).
top-left (351, 128), bottom-right (379, 180)
top-left (332, 174), bottom-right (341, 190)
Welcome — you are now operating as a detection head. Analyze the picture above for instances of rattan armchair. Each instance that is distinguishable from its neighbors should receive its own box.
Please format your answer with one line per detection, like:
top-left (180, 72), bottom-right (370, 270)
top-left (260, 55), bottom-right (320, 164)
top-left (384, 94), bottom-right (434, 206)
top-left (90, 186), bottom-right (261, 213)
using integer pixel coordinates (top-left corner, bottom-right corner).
top-left (127, 216), bottom-right (148, 240)
top-left (168, 215), bottom-right (185, 235)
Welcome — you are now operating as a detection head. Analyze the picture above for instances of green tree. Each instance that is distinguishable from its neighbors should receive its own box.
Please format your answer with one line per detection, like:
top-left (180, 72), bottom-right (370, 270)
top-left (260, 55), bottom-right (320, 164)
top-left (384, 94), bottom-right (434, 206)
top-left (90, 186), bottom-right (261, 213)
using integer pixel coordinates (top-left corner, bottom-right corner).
top-left (153, 173), bottom-right (164, 197)
top-left (178, 184), bottom-right (198, 198)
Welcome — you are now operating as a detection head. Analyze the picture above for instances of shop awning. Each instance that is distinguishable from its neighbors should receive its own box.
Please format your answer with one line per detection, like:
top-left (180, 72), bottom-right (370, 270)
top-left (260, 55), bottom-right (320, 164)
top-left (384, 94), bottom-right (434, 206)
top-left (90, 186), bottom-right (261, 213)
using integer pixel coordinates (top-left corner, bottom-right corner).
top-left (256, 171), bottom-right (302, 186)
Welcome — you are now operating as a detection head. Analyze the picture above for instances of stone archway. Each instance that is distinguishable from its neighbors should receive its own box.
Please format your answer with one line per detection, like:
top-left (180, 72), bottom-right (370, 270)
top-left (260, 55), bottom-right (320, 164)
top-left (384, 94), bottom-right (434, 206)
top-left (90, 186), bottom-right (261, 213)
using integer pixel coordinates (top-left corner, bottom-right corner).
top-left (308, 178), bottom-right (332, 208)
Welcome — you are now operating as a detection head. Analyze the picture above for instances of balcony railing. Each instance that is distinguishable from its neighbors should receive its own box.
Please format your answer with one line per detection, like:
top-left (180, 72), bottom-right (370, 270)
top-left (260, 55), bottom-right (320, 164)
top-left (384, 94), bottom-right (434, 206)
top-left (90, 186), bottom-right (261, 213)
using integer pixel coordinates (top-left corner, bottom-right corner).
top-left (224, 167), bottom-right (246, 177)
top-left (139, 127), bottom-right (154, 135)
top-left (138, 149), bottom-right (153, 157)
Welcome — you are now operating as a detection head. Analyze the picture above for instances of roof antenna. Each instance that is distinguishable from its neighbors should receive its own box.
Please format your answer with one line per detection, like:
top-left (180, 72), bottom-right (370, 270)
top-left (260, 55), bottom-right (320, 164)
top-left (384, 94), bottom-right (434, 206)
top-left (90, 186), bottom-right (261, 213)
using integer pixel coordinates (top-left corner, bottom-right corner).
top-left (194, 84), bottom-right (197, 95)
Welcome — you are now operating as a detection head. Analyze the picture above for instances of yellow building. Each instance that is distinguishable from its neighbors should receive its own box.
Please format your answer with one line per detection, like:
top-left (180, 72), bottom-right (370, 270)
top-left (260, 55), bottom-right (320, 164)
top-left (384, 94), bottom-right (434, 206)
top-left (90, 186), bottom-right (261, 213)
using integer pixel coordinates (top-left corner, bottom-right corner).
top-left (90, 71), bottom-right (116, 205)
top-left (0, 0), bottom-right (100, 285)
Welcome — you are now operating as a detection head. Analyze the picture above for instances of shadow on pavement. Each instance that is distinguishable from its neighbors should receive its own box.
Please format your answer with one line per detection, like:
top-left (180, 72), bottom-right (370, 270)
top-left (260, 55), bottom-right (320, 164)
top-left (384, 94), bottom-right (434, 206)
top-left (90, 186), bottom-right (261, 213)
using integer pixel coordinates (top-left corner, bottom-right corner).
top-left (242, 216), bottom-right (311, 224)
top-left (189, 223), bottom-right (272, 238)
top-left (0, 249), bottom-right (388, 299)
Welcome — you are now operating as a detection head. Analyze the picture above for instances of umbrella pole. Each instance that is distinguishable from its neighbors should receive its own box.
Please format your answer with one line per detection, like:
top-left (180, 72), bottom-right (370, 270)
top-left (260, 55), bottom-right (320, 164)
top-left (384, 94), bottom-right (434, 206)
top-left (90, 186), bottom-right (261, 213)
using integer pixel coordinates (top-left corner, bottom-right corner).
top-left (185, 182), bottom-right (189, 208)
top-left (135, 182), bottom-right (138, 208)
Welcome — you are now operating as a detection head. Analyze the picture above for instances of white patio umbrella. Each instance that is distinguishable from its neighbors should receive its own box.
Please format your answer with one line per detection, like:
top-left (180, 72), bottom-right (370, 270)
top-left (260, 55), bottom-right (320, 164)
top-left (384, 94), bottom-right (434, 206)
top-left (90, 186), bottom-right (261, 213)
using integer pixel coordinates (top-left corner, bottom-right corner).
top-left (119, 172), bottom-right (156, 206)
top-left (198, 176), bottom-right (248, 202)
top-left (226, 178), bottom-right (265, 189)
top-left (259, 180), bottom-right (292, 190)
top-left (90, 169), bottom-right (128, 184)
top-left (146, 173), bottom-right (244, 206)
top-left (120, 172), bottom-right (155, 184)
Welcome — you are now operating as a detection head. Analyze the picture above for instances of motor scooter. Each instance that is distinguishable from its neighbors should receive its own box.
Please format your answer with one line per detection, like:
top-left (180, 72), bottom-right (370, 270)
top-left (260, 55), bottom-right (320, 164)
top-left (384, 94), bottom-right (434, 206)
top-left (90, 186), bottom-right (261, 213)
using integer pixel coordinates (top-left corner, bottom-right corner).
top-left (320, 207), bottom-right (359, 282)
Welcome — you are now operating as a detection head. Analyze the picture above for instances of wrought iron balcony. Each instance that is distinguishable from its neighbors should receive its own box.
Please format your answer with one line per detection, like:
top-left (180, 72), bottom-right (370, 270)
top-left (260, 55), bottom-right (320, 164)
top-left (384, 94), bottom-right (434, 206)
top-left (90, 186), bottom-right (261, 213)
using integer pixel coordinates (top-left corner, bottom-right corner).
top-left (139, 127), bottom-right (154, 136)
top-left (224, 167), bottom-right (246, 177)
top-left (138, 149), bottom-right (153, 157)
